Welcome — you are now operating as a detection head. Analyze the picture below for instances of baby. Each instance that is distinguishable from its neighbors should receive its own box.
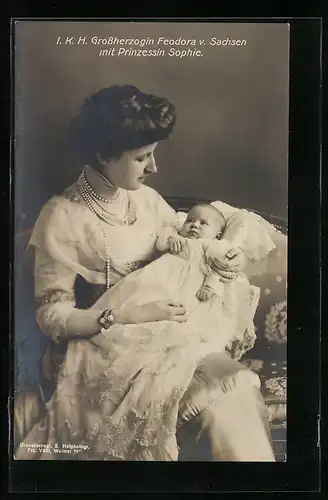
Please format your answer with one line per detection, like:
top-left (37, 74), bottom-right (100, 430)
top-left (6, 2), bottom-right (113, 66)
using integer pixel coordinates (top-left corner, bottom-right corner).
top-left (93, 201), bottom-right (257, 344)
top-left (156, 203), bottom-right (240, 303)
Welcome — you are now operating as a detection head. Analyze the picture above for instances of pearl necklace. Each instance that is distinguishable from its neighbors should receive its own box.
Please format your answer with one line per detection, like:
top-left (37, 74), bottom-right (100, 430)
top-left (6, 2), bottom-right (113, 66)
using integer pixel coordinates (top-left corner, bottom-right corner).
top-left (77, 174), bottom-right (136, 226)
top-left (77, 172), bottom-right (137, 289)
top-left (81, 168), bottom-right (120, 204)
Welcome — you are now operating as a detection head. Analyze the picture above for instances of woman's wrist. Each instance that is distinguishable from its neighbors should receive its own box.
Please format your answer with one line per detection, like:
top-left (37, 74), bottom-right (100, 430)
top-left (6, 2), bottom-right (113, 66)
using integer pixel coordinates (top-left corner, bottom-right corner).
top-left (111, 308), bottom-right (126, 325)
top-left (66, 307), bottom-right (126, 339)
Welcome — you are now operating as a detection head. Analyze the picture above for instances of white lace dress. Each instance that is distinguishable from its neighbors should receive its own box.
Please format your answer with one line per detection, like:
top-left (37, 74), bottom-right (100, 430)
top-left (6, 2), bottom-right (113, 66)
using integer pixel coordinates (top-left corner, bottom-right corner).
top-left (16, 180), bottom-right (276, 461)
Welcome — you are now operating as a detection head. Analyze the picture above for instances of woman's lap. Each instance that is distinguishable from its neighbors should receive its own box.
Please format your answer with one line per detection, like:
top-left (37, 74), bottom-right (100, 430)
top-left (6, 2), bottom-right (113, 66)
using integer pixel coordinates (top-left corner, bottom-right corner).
top-left (14, 340), bottom-right (274, 461)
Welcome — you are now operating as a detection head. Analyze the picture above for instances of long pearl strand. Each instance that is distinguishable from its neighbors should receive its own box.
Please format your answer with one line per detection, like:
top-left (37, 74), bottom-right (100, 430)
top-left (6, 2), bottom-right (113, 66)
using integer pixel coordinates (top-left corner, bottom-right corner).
top-left (77, 172), bottom-right (136, 290)
top-left (78, 189), bottom-right (111, 289)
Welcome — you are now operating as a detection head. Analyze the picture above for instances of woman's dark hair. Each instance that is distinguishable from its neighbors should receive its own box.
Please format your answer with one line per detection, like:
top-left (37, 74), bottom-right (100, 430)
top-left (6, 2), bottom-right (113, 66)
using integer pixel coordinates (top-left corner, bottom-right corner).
top-left (68, 84), bottom-right (176, 166)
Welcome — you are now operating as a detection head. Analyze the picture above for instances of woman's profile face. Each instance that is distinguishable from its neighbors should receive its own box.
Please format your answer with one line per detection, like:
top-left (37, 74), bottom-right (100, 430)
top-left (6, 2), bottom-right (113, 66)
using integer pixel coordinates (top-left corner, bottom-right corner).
top-left (101, 142), bottom-right (158, 190)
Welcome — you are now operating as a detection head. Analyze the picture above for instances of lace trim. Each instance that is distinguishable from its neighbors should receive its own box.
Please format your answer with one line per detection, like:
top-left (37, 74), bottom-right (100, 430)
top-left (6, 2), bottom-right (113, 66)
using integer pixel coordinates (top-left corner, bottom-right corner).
top-left (36, 300), bottom-right (74, 343)
top-left (86, 385), bottom-right (182, 460)
top-left (62, 184), bottom-right (83, 203)
top-left (124, 259), bottom-right (152, 273)
top-left (35, 290), bottom-right (75, 308)
top-left (62, 182), bottom-right (138, 227)
top-left (225, 326), bottom-right (257, 361)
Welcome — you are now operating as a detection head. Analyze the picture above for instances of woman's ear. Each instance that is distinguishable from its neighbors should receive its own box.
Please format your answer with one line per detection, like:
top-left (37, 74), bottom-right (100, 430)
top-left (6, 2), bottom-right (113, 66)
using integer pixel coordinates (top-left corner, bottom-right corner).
top-left (96, 154), bottom-right (110, 167)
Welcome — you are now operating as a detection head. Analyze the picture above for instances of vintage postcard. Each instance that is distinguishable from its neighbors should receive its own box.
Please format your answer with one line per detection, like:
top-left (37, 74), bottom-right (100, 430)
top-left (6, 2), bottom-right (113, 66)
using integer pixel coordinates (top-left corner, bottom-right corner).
top-left (12, 20), bottom-right (289, 464)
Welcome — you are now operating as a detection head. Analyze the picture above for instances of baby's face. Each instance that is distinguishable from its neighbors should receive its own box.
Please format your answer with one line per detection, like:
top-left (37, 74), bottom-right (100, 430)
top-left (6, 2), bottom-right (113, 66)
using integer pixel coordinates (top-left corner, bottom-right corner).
top-left (179, 206), bottom-right (224, 240)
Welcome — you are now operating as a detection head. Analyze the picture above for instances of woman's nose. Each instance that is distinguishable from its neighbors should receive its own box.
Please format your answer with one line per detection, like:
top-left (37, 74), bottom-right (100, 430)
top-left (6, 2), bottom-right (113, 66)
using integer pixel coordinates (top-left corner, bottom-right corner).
top-left (145, 155), bottom-right (157, 174)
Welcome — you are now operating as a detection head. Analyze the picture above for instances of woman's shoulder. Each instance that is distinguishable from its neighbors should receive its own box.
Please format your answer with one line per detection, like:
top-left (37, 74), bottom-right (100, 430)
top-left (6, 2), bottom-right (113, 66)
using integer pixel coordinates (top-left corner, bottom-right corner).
top-left (36, 183), bottom-right (84, 225)
top-left (30, 185), bottom-right (85, 247)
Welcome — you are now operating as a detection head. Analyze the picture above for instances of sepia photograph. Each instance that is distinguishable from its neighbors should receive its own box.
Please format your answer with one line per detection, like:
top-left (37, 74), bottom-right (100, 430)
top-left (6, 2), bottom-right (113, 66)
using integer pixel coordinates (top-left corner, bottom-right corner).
top-left (13, 20), bottom-right (288, 463)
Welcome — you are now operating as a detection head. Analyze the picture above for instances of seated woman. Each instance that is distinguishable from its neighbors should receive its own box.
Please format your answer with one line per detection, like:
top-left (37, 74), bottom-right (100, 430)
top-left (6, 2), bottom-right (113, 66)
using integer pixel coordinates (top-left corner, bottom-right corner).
top-left (14, 84), bottom-right (276, 461)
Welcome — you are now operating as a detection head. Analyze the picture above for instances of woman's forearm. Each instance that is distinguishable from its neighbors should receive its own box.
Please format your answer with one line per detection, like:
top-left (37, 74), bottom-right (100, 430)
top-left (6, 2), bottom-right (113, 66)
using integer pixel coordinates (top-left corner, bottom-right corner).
top-left (65, 307), bottom-right (128, 339)
top-left (42, 299), bottom-right (188, 342)
top-left (36, 303), bottom-right (104, 341)
top-left (65, 308), bottom-right (103, 338)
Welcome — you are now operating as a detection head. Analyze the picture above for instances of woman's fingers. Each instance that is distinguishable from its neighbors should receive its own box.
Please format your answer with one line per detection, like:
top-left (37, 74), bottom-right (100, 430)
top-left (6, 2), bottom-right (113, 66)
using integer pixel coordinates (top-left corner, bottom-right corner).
top-left (208, 258), bottom-right (228, 272)
top-left (213, 269), bottom-right (238, 283)
top-left (226, 249), bottom-right (236, 259)
top-left (168, 305), bottom-right (187, 315)
top-left (226, 247), bottom-right (241, 259)
top-left (166, 302), bottom-right (188, 321)
top-left (226, 251), bottom-right (246, 271)
top-left (219, 277), bottom-right (234, 283)
top-left (207, 256), bottom-right (225, 269)
top-left (210, 255), bottom-right (244, 273)
top-left (217, 269), bottom-right (237, 279)
top-left (172, 315), bottom-right (188, 323)
top-left (221, 263), bottom-right (241, 272)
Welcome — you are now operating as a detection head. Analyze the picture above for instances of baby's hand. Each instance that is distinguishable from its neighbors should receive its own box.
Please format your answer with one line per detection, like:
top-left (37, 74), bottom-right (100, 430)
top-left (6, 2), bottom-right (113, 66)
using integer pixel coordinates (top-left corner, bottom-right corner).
top-left (197, 286), bottom-right (215, 301)
top-left (168, 235), bottom-right (188, 257)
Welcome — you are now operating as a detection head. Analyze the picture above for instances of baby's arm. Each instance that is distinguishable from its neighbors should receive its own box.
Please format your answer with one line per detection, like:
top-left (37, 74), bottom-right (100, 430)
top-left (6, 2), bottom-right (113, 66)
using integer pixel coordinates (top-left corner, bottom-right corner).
top-left (156, 226), bottom-right (178, 252)
top-left (156, 226), bottom-right (189, 257)
top-left (156, 211), bottom-right (188, 252)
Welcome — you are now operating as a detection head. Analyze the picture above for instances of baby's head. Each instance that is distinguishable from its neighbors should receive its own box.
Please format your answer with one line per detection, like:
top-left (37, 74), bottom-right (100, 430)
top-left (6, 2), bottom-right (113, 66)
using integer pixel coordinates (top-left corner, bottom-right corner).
top-left (179, 204), bottom-right (226, 240)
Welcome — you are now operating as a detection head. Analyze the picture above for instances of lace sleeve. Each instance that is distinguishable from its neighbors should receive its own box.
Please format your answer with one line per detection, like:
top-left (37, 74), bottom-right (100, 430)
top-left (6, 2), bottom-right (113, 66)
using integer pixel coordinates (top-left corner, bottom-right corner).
top-left (34, 248), bottom-right (77, 343)
top-left (26, 197), bottom-right (82, 342)
top-left (217, 209), bottom-right (276, 261)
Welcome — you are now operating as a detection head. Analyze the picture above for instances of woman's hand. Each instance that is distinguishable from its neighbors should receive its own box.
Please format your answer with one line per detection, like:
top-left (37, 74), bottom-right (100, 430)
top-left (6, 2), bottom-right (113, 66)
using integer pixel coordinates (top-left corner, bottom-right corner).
top-left (114, 300), bottom-right (188, 325)
top-left (207, 246), bottom-right (246, 283)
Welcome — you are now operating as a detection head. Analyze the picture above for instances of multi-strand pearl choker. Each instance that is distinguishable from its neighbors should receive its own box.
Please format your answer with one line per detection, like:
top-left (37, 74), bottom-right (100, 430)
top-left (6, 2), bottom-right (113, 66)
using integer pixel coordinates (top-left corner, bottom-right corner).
top-left (82, 167), bottom-right (120, 204)
top-left (77, 169), bottom-right (136, 226)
